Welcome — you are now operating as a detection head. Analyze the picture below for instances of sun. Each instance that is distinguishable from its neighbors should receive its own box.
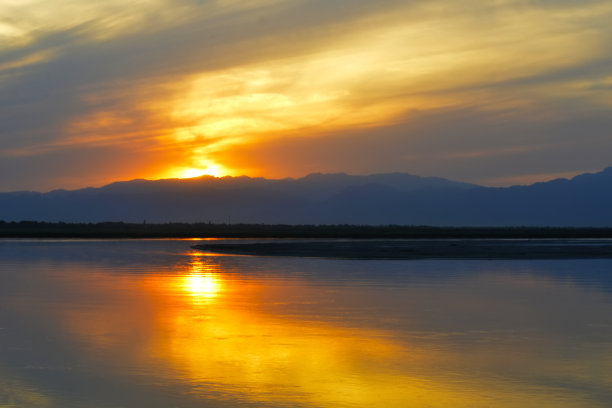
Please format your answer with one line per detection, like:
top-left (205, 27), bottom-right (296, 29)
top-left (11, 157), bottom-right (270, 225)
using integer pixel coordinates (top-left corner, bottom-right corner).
top-left (179, 168), bottom-right (216, 178)
top-left (154, 158), bottom-right (235, 181)
top-left (174, 164), bottom-right (229, 179)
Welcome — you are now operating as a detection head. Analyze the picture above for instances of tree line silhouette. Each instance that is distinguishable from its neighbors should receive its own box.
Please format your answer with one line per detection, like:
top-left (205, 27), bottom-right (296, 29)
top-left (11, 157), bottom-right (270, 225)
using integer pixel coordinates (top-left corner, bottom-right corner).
top-left (2, 221), bottom-right (612, 239)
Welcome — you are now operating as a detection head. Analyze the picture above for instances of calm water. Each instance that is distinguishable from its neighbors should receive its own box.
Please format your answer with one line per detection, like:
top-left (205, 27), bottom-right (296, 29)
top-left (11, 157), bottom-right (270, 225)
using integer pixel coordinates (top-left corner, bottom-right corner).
top-left (1, 239), bottom-right (611, 407)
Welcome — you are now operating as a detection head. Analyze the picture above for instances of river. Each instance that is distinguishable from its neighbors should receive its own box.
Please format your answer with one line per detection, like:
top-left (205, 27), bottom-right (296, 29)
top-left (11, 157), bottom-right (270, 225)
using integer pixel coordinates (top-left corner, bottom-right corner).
top-left (1, 239), bottom-right (611, 407)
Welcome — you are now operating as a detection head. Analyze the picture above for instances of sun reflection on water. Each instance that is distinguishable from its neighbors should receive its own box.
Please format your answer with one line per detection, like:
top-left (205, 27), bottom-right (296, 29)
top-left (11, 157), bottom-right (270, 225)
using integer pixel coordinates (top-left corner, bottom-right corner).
top-left (180, 258), bottom-right (223, 303)
top-left (184, 273), bottom-right (220, 298)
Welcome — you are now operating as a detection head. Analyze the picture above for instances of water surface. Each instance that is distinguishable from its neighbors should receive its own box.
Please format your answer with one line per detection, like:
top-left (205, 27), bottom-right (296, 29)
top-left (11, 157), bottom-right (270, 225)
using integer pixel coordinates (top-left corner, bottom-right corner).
top-left (1, 239), bottom-right (611, 407)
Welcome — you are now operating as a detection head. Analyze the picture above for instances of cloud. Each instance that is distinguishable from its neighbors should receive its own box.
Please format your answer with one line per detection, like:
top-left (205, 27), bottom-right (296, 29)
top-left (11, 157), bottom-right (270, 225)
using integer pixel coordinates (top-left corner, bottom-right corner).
top-left (1, 0), bottom-right (612, 190)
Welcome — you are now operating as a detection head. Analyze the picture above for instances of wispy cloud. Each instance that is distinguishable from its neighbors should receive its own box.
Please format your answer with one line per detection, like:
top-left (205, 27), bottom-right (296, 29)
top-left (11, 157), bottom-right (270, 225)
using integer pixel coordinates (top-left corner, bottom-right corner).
top-left (1, 0), bottom-right (611, 190)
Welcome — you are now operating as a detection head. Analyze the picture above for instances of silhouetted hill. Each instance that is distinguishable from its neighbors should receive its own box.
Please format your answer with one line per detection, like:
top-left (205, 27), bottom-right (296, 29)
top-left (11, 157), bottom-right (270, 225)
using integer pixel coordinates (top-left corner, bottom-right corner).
top-left (1, 169), bottom-right (611, 226)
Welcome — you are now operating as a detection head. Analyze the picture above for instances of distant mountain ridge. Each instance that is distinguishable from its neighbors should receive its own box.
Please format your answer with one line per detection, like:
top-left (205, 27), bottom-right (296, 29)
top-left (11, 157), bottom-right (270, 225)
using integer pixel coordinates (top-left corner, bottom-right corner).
top-left (1, 169), bottom-right (611, 226)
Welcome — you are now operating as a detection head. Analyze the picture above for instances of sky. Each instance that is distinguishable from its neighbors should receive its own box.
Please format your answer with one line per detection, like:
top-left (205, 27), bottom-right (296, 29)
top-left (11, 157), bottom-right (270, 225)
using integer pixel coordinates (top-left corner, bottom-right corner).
top-left (1, 0), bottom-right (611, 192)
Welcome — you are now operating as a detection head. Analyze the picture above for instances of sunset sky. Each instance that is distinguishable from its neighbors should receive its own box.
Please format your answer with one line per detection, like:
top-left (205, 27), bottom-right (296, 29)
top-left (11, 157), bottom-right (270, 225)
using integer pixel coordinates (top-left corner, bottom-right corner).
top-left (1, 0), bottom-right (611, 192)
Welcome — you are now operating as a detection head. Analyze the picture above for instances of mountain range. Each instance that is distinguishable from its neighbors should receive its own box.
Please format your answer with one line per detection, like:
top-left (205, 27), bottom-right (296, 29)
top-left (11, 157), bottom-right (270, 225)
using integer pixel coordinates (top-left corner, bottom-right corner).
top-left (1, 168), bottom-right (611, 226)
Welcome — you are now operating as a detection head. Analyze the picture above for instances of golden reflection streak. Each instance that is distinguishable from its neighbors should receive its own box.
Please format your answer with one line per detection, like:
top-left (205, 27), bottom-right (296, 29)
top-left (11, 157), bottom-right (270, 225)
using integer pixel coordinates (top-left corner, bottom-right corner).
top-left (150, 283), bottom-right (429, 407)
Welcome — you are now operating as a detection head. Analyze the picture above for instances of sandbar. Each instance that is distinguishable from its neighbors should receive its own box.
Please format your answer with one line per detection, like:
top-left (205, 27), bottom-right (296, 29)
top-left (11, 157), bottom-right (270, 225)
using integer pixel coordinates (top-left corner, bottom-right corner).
top-left (192, 239), bottom-right (612, 260)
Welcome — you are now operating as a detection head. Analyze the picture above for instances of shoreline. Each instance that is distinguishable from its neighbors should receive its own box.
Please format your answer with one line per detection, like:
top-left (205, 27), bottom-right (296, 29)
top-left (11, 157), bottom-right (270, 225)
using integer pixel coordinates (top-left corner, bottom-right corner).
top-left (192, 239), bottom-right (612, 260)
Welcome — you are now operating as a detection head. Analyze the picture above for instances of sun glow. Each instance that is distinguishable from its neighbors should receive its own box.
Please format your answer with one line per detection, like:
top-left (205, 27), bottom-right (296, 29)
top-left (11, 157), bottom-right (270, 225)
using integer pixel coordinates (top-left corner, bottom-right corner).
top-left (179, 168), bottom-right (214, 179)
top-left (170, 163), bottom-right (230, 179)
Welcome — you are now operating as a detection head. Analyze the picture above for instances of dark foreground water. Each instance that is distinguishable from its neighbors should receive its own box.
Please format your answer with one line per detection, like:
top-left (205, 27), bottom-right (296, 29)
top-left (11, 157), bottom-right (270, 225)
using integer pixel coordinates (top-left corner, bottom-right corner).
top-left (0, 239), bottom-right (611, 407)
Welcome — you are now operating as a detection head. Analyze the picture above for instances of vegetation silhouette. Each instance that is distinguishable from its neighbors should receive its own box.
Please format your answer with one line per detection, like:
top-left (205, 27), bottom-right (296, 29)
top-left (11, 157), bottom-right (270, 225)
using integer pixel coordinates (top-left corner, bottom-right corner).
top-left (2, 221), bottom-right (612, 239)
